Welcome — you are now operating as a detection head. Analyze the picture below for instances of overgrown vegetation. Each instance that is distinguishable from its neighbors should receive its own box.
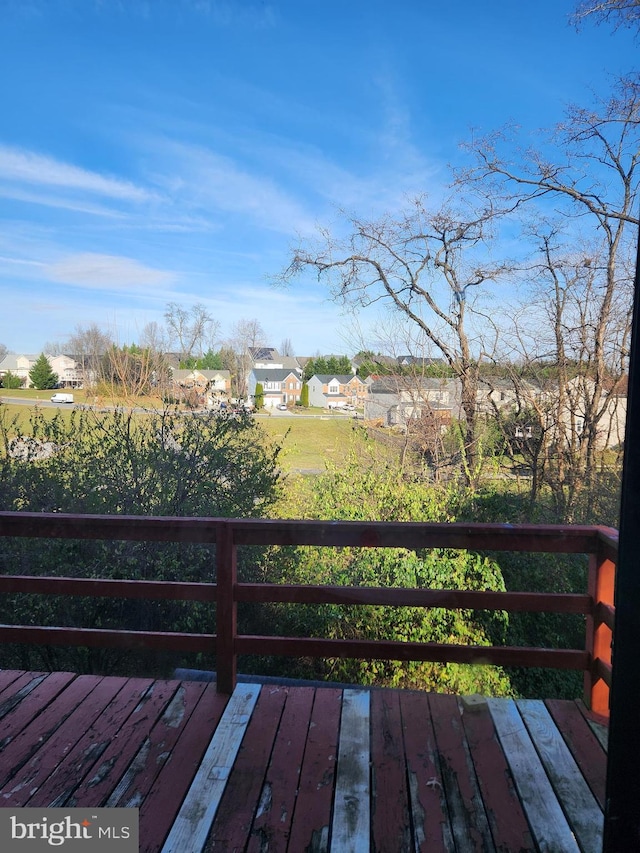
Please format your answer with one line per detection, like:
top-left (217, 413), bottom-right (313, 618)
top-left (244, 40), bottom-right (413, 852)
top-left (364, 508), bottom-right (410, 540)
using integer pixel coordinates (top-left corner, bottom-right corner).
top-left (0, 405), bottom-right (283, 675)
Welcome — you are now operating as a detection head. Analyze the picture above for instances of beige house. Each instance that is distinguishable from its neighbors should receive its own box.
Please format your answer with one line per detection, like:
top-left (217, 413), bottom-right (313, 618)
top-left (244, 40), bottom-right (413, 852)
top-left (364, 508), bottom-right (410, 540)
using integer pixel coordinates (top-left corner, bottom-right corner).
top-left (0, 353), bottom-right (84, 388)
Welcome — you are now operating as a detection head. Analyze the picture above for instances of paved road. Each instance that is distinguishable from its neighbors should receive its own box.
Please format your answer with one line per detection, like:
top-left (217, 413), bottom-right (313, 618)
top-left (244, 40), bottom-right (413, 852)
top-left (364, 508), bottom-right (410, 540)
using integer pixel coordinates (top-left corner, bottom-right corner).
top-left (1, 396), bottom-right (362, 419)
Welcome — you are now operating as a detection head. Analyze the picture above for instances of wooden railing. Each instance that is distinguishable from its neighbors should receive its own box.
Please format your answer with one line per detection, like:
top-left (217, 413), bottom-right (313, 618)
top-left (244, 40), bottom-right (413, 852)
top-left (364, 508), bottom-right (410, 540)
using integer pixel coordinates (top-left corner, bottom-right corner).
top-left (0, 512), bottom-right (617, 715)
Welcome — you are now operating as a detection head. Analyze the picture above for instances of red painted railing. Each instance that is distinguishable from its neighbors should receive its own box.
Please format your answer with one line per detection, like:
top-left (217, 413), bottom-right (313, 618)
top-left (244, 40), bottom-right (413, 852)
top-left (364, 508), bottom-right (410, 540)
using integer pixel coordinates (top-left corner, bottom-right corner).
top-left (0, 512), bottom-right (617, 715)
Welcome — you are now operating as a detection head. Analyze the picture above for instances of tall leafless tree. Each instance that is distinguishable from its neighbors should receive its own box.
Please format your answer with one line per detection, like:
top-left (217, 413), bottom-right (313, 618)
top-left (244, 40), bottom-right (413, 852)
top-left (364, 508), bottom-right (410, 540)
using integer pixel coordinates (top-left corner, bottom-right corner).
top-left (227, 318), bottom-right (266, 399)
top-left (461, 74), bottom-right (639, 515)
top-left (280, 337), bottom-right (294, 357)
top-left (281, 196), bottom-right (508, 484)
top-left (487, 232), bottom-right (631, 521)
top-left (164, 303), bottom-right (219, 362)
top-left (67, 323), bottom-right (113, 389)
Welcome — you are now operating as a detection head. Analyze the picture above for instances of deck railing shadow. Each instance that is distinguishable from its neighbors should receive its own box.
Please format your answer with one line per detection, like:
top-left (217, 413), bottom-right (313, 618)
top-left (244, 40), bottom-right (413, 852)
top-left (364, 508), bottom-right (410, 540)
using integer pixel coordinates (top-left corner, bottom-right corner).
top-left (0, 512), bottom-right (617, 716)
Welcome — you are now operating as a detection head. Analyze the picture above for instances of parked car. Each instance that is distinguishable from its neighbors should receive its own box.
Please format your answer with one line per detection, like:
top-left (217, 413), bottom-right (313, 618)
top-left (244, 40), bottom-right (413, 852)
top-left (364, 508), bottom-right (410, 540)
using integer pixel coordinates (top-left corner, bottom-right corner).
top-left (277, 403), bottom-right (288, 410)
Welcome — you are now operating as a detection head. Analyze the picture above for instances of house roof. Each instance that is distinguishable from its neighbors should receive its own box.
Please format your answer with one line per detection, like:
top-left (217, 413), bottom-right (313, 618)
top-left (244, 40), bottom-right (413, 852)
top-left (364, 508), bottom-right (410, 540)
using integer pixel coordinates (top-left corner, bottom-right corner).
top-left (251, 368), bottom-right (301, 382)
top-left (310, 374), bottom-right (361, 384)
top-left (367, 376), bottom-right (458, 394)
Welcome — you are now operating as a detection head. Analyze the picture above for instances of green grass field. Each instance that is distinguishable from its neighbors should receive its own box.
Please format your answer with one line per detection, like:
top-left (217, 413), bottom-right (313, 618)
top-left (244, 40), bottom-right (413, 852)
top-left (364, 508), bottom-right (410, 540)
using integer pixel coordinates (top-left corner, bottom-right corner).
top-left (257, 415), bottom-right (361, 472)
top-left (0, 394), bottom-right (364, 475)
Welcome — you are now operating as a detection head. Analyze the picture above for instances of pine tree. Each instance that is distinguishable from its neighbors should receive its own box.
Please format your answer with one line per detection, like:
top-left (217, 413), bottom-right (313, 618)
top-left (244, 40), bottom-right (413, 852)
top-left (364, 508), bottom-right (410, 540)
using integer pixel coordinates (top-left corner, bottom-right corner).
top-left (254, 382), bottom-right (264, 409)
top-left (300, 382), bottom-right (309, 407)
top-left (29, 353), bottom-right (58, 390)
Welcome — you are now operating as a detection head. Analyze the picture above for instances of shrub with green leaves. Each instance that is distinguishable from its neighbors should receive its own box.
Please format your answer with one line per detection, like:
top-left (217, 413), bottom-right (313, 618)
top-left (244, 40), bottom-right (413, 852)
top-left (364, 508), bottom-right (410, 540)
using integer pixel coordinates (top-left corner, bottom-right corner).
top-left (260, 443), bottom-right (512, 695)
top-left (0, 405), bottom-right (283, 674)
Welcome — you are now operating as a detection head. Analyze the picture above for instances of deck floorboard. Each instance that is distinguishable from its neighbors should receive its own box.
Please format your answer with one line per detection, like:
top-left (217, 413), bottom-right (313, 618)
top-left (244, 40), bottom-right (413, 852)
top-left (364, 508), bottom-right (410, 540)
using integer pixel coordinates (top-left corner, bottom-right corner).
top-left (0, 671), bottom-right (607, 852)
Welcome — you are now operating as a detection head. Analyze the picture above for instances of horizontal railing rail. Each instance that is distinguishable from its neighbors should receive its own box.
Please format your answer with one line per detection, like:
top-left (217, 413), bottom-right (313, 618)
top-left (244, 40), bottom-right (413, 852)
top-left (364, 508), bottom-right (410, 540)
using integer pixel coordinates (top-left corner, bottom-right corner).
top-left (0, 511), bottom-right (617, 715)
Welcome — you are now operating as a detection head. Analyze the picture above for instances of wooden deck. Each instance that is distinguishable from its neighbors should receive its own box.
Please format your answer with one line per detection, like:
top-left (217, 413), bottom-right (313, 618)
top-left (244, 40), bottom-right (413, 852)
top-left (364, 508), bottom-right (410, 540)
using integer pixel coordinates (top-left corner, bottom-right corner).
top-left (0, 670), bottom-right (607, 852)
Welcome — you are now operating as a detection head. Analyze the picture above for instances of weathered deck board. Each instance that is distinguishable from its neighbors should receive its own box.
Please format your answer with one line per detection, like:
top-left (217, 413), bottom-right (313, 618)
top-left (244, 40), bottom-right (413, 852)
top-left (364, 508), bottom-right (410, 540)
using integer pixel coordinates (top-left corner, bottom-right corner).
top-left (0, 671), bottom-right (609, 853)
top-left (429, 692), bottom-right (494, 852)
top-left (398, 689), bottom-right (452, 851)
top-left (41, 677), bottom-right (156, 808)
top-left (204, 684), bottom-right (288, 851)
top-left (141, 682), bottom-right (229, 853)
top-left (0, 671), bottom-right (76, 742)
top-left (458, 694), bottom-right (535, 852)
top-left (518, 699), bottom-right (603, 853)
top-left (68, 678), bottom-right (182, 807)
top-left (546, 698), bottom-right (607, 808)
top-left (247, 685), bottom-right (315, 852)
top-left (287, 687), bottom-right (341, 853)
top-left (489, 698), bottom-right (583, 852)
top-left (161, 682), bottom-right (260, 853)
top-left (371, 690), bottom-right (411, 853)
top-left (2, 675), bottom-right (124, 806)
top-left (331, 689), bottom-right (371, 853)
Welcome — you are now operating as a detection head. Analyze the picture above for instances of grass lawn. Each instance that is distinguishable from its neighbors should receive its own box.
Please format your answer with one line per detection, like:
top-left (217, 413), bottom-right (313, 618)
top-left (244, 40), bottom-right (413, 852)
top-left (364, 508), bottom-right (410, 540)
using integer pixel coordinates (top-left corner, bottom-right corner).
top-left (0, 395), bottom-right (363, 475)
top-left (258, 415), bottom-right (362, 472)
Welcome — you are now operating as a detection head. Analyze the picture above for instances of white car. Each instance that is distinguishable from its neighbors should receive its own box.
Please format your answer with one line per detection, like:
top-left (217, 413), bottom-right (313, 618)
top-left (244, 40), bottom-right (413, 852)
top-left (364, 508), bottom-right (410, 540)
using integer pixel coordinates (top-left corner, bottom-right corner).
top-left (277, 403), bottom-right (288, 411)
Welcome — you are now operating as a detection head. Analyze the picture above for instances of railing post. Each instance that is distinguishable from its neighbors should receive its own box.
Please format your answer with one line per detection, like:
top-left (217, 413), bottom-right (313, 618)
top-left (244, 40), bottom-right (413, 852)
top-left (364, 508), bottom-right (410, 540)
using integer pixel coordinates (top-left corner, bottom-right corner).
top-left (585, 543), bottom-right (615, 716)
top-left (216, 521), bottom-right (237, 694)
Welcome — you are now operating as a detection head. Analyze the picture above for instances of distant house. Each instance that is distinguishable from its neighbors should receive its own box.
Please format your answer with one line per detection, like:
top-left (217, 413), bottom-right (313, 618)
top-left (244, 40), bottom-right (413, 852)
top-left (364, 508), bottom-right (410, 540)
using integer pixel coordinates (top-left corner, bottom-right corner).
top-left (49, 354), bottom-right (83, 388)
top-left (364, 376), bottom-right (461, 426)
top-left (0, 353), bottom-right (26, 386)
top-left (0, 353), bottom-right (84, 389)
top-left (248, 368), bottom-right (302, 408)
top-left (306, 374), bottom-right (368, 408)
top-left (171, 369), bottom-right (231, 406)
top-left (248, 347), bottom-right (302, 375)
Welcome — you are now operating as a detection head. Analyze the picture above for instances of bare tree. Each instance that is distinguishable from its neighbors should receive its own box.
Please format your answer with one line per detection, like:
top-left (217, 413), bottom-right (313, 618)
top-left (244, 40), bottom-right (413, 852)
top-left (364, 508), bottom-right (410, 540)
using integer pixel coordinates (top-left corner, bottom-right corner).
top-left (103, 344), bottom-right (157, 401)
top-left (281, 196), bottom-right (508, 484)
top-left (227, 318), bottom-right (266, 399)
top-left (164, 303), bottom-right (219, 362)
top-left (487, 232), bottom-right (631, 521)
top-left (232, 318), bottom-right (266, 350)
top-left (280, 337), bottom-right (294, 357)
top-left (42, 340), bottom-right (64, 357)
top-left (0, 343), bottom-right (8, 364)
top-left (462, 75), bottom-right (639, 514)
top-left (67, 323), bottom-right (113, 389)
top-left (572, 0), bottom-right (640, 31)
top-left (139, 321), bottom-right (168, 354)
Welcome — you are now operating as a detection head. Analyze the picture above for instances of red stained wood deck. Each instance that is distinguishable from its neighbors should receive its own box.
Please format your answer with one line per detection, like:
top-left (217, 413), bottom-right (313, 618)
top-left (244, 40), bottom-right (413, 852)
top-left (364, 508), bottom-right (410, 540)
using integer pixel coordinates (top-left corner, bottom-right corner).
top-left (0, 670), bottom-right (607, 852)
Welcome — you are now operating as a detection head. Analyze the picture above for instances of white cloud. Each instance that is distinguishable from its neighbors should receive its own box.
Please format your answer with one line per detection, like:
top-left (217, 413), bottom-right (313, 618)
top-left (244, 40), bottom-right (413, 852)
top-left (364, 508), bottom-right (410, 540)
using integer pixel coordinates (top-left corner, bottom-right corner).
top-left (0, 183), bottom-right (131, 218)
top-left (45, 253), bottom-right (175, 290)
top-left (0, 145), bottom-right (155, 203)
top-left (150, 141), bottom-right (317, 235)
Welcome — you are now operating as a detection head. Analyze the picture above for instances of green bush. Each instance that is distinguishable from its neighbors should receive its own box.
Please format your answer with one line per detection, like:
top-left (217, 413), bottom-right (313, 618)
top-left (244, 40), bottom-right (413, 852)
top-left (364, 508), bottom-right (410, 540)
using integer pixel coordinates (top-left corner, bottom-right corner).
top-left (0, 406), bottom-right (283, 675)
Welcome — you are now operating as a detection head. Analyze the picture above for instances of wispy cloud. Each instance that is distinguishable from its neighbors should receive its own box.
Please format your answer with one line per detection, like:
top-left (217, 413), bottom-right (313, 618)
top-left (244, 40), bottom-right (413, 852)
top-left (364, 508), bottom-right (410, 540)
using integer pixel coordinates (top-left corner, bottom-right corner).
top-left (45, 253), bottom-right (175, 291)
top-left (0, 145), bottom-right (155, 203)
top-left (155, 141), bottom-right (316, 234)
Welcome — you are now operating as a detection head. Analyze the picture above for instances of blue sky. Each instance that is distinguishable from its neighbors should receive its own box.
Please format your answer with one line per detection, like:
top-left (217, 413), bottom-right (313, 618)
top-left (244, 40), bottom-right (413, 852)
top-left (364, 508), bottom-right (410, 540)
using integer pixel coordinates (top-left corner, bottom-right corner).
top-left (0, 0), bottom-right (636, 356)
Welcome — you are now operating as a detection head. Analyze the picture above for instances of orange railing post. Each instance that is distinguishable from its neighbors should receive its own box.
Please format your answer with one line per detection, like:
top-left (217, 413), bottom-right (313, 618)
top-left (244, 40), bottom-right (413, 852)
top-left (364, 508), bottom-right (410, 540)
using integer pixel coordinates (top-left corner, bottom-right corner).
top-left (585, 533), bottom-right (616, 716)
top-left (216, 521), bottom-right (237, 694)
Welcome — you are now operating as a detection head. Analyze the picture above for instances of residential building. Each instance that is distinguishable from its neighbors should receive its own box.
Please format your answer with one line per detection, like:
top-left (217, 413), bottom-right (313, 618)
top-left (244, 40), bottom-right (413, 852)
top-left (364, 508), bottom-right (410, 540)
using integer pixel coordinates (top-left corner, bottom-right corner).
top-left (248, 368), bottom-right (302, 407)
top-left (248, 347), bottom-right (302, 375)
top-left (364, 375), bottom-right (462, 426)
top-left (306, 374), bottom-right (368, 408)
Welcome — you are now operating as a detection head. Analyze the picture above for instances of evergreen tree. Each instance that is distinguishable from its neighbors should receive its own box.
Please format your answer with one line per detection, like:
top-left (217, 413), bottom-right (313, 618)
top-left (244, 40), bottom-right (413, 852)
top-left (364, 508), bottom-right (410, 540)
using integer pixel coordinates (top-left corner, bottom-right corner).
top-left (254, 382), bottom-right (264, 409)
top-left (1, 370), bottom-right (22, 389)
top-left (303, 355), bottom-right (352, 381)
top-left (29, 354), bottom-right (58, 390)
top-left (300, 382), bottom-right (309, 407)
